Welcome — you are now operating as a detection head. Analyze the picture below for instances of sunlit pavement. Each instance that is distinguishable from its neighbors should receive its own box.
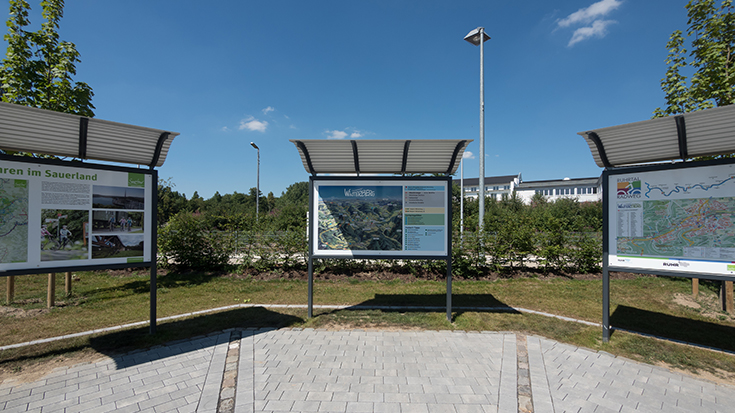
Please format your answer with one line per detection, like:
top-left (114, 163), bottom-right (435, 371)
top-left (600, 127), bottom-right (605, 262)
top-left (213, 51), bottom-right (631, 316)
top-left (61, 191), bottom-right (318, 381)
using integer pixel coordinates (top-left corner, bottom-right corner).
top-left (2, 328), bottom-right (734, 412)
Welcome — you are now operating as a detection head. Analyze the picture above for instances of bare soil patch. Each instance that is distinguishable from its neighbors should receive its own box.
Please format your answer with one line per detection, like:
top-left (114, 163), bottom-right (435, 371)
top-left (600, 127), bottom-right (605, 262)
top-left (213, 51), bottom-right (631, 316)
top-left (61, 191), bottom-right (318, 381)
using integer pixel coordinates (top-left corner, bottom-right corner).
top-left (673, 292), bottom-right (735, 323)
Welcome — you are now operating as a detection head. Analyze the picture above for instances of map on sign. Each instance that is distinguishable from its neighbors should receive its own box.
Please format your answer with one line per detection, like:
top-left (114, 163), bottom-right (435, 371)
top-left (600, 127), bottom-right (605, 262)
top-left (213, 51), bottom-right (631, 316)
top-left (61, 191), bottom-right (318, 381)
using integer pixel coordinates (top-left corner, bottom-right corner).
top-left (610, 162), bottom-right (735, 275)
top-left (617, 197), bottom-right (735, 259)
top-left (317, 185), bottom-right (403, 251)
top-left (0, 179), bottom-right (29, 263)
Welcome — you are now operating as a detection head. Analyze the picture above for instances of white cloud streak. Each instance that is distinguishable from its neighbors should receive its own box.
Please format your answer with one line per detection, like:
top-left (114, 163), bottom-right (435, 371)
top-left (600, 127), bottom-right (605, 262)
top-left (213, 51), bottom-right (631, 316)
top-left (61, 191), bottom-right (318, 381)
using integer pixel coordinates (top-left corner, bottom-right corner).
top-left (326, 130), bottom-right (348, 140)
top-left (557, 0), bottom-right (622, 28)
top-left (262, 106), bottom-right (275, 115)
top-left (462, 151), bottom-right (475, 160)
top-left (325, 128), bottom-right (366, 139)
top-left (568, 19), bottom-right (616, 46)
top-left (239, 116), bottom-right (268, 132)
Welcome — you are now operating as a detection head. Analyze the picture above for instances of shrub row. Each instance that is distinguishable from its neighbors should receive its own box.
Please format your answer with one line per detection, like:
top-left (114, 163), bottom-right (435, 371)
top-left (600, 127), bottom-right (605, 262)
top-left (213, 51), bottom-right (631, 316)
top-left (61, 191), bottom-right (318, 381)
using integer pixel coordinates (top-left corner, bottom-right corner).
top-left (158, 206), bottom-right (602, 276)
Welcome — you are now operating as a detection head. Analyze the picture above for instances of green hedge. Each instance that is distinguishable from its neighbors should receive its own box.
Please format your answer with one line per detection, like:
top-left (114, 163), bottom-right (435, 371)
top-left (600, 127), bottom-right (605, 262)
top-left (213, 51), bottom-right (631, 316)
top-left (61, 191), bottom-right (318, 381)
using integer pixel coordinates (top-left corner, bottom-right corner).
top-left (158, 197), bottom-right (602, 275)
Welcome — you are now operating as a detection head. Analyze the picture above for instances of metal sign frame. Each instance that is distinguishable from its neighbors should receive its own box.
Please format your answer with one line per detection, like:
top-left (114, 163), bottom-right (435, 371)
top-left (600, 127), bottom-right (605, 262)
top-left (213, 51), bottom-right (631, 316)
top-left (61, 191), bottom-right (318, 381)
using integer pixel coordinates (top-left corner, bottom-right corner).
top-left (602, 157), bottom-right (735, 341)
top-left (307, 175), bottom-right (454, 320)
top-left (0, 154), bottom-right (159, 332)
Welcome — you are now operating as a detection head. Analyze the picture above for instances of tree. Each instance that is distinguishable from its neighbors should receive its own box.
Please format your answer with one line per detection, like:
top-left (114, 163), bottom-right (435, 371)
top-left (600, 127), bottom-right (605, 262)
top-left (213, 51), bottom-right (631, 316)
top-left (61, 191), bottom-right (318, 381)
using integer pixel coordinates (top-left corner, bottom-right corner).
top-left (653, 0), bottom-right (734, 118)
top-left (157, 178), bottom-right (189, 226)
top-left (278, 181), bottom-right (309, 208)
top-left (1, 0), bottom-right (94, 117)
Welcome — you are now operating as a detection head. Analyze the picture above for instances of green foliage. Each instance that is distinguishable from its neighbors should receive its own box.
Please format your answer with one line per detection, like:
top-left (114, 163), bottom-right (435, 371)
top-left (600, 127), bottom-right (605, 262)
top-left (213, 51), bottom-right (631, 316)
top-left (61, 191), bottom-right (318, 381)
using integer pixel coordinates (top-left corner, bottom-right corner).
top-left (157, 178), bottom-right (189, 227)
top-left (536, 214), bottom-right (570, 273)
top-left (569, 231), bottom-right (603, 273)
top-left (654, 0), bottom-right (734, 118)
top-left (278, 181), bottom-right (309, 208)
top-left (157, 212), bottom-right (232, 270)
top-left (451, 195), bottom-right (602, 276)
top-left (154, 176), bottom-right (602, 275)
top-left (1, 0), bottom-right (94, 117)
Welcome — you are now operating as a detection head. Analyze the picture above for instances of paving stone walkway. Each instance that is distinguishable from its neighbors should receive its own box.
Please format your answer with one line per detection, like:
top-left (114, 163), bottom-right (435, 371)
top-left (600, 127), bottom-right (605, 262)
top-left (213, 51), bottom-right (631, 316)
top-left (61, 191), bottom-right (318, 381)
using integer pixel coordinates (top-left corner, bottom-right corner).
top-left (1, 328), bottom-right (733, 412)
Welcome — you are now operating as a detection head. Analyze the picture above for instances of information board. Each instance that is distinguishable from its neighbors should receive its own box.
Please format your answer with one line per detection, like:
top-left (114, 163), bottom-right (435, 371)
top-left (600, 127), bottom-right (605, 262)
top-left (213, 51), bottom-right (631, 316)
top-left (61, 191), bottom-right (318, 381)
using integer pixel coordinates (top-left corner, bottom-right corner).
top-left (0, 157), bottom-right (154, 274)
top-left (606, 160), bottom-right (735, 277)
top-left (312, 179), bottom-right (449, 257)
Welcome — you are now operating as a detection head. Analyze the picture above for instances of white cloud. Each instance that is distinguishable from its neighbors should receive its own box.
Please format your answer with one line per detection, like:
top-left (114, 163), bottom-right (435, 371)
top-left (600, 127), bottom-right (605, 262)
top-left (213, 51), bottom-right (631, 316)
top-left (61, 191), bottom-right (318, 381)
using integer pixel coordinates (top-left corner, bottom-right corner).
top-left (557, 0), bottom-right (622, 28)
top-left (568, 19), bottom-right (616, 46)
top-left (326, 130), bottom-right (348, 140)
top-left (325, 128), bottom-right (367, 139)
top-left (221, 126), bottom-right (231, 132)
top-left (239, 116), bottom-right (268, 132)
top-left (462, 151), bottom-right (475, 160)
top-left (262, 106), bottom-right (275, 115)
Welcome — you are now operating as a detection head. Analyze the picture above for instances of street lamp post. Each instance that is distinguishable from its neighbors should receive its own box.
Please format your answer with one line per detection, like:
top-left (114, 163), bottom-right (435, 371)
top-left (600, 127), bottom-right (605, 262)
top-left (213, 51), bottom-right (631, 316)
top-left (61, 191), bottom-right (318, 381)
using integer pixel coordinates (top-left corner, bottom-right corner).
top-left (250, 142), bottom-right (260, 221)
top-left (464, 27), bottom-right (490, 234)
top-left (460, 157), bottom-right (464, 240)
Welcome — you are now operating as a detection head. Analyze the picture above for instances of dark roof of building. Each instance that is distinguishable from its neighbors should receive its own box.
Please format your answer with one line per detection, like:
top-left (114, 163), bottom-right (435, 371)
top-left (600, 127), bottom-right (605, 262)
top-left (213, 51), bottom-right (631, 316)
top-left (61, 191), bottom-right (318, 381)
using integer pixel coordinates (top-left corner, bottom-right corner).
top-left (516, 176), bottom-right (600, 190)
top-left (461, 174), bottom-right (520, 187)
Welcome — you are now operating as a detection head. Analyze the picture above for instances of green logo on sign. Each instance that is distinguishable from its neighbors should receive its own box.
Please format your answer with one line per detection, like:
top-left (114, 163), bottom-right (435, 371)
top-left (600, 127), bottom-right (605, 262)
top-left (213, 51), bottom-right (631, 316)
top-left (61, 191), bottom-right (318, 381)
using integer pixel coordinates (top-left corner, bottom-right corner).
top-left (728, 265), bottom-right (735, 272)
top-left (14, 179), bottom-right (27, 188)
top-left (128, 173), bottom-right (145, 187)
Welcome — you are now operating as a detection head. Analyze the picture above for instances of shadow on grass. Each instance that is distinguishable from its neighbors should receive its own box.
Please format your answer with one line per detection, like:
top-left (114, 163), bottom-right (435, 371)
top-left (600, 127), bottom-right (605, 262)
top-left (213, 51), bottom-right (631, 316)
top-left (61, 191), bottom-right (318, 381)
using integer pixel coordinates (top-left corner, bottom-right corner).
top-left (89, 270), bottom-right (225, 297)
top-left (88, 306), bottom-right (302, 369)
top-left (610, 305), bottom-right (735, 352)
top-left (334, 293), bottom-right (521, 322)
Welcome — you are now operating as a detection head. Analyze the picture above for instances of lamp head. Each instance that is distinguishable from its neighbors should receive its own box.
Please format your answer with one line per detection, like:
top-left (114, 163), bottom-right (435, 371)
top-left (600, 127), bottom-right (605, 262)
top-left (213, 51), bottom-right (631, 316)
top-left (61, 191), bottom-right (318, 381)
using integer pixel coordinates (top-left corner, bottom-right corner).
top-left (464, 27), bottom-right (490, 46)
top-left (250, 142), bottom-right (259, 149)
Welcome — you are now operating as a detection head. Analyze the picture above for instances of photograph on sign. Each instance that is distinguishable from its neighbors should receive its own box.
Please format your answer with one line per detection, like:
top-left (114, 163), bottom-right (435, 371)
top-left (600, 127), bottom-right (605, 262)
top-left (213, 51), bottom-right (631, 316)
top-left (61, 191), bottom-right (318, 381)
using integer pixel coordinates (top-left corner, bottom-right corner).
top-left (313, 180), bottom-right (448, 257)
top-left (607, 161), bottom-right (735, 277)
top-left (0, 158), bottom-right (153, 272)
top-left (40, 209), bottom-right (88, 261)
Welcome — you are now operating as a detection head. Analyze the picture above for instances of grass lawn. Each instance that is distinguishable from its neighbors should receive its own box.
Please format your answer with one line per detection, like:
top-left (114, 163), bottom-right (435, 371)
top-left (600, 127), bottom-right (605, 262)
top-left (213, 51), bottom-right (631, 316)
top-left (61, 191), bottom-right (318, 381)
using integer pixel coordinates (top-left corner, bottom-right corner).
top-left (1, 269), bottom-right (734, 383)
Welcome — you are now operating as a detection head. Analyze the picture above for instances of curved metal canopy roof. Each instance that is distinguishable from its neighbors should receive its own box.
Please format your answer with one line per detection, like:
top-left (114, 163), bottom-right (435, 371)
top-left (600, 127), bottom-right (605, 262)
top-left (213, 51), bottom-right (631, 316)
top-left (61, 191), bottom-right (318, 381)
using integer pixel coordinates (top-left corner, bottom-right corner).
top-left (0, 101), bottom-right (179, 168)
top-left (579, 104), bottom-right (735, 168)
top-left (290, 139), bottom-right (472, 175)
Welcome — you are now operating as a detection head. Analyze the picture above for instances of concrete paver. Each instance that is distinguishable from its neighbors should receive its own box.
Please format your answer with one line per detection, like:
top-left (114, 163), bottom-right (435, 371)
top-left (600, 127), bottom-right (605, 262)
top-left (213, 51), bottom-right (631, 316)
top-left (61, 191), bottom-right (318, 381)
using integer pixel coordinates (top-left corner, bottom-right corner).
top-left (1, 328), bottom-right (733, 412)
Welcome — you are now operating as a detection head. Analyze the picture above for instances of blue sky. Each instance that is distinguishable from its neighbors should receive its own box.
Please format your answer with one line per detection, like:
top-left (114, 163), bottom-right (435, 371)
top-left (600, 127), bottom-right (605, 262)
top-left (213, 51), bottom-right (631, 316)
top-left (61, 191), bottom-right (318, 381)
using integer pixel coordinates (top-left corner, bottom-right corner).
top-left (5, 1), bottom-right (691, 199)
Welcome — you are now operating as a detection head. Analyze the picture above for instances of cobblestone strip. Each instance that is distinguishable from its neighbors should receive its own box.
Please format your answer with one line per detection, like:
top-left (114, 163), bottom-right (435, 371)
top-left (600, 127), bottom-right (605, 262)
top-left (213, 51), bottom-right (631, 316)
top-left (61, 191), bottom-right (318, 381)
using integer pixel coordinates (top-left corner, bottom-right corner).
top-left (499, 333), bottom-right (518, 412)
top-left (517, 334), bottom-right (534, 413)
top-left (218, 330), bottom-right (242, 413)
top-left (197, 331), bottom-right (231, 412)
top-left (235, 329), bottom-right (255, 413)
top-left (526, 336), bottom-right (555, 413)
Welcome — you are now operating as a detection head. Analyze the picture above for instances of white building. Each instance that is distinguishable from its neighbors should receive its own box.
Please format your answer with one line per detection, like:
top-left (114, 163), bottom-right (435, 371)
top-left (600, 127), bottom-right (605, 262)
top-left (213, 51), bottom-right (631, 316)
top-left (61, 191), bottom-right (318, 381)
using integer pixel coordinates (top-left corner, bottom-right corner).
top-left (515, 176), bottom-right (601, 204)
top-left (462, 174), bottom-right (521, 201)
top-left (461, 174), bottom-right (601, 204)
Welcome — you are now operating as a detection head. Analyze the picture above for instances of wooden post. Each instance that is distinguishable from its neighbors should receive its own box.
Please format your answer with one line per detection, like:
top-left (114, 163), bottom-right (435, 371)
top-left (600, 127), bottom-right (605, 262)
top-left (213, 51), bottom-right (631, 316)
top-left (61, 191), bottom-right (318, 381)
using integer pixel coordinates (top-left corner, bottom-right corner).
top-left (6, 276), bottom-right (14, 304)
top-left (692, 278), bottom-right (699, 298)
top-left (724, 281), bottom-right (734, 314)
top-left (65, 271), bottom-right (72, 297)
top-left (47, 273), bottom-right (55, 308)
